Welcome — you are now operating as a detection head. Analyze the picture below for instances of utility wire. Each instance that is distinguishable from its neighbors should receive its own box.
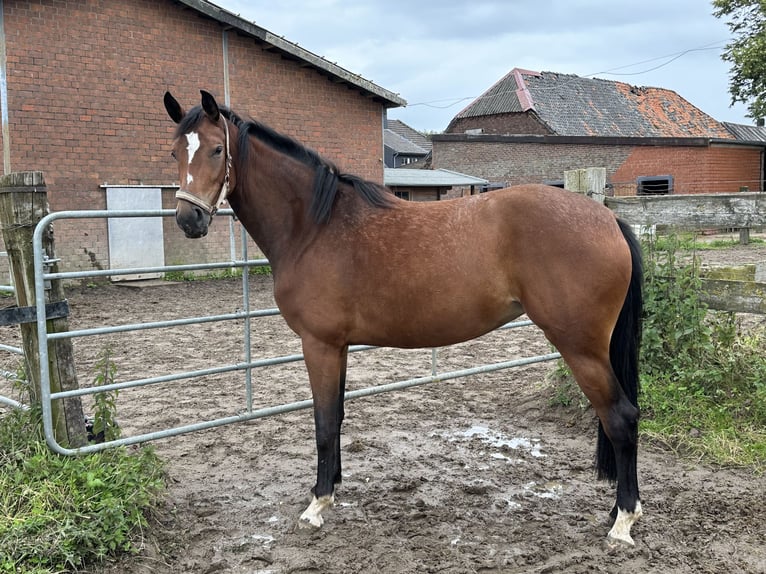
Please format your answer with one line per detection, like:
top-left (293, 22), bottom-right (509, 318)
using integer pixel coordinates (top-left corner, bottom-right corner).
top-left (406, 40), bottom-right (729, 109)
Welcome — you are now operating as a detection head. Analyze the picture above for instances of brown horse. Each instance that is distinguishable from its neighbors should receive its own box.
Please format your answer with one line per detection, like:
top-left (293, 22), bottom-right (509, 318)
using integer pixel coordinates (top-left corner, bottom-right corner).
top-left (163, 90), bottom-right (644, 546)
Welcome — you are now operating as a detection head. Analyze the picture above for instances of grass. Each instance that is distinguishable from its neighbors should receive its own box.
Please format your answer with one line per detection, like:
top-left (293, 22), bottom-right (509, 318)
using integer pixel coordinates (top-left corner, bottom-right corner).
top-left (0, 405), bottom-right (165, 573)
top-left (0, 354), bottom-right (166, 573)
top-left (163, 263), bottom-right (272, 282)
top-left (651, 232), bottom-right (766, 251)
top-left (640, 375), bottom-right (766, 468)
top-left (639, 235), bottom-right (766, 471)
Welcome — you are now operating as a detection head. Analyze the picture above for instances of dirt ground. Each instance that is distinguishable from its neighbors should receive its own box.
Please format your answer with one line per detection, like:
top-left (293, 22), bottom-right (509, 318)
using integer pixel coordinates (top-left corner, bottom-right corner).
top-left (2, 236), bottom-right (766, 574)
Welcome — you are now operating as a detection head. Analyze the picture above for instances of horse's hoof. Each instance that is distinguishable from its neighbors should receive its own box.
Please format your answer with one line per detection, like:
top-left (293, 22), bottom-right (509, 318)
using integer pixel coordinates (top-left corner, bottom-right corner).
top-left (606, 501), bottom-right (641, 548)
top-left (297, 515), bottom-right (323, 530)
top-left (606, 532), bottom-right (635, 548)
top-left (297, 494), bottom-right (333, 530)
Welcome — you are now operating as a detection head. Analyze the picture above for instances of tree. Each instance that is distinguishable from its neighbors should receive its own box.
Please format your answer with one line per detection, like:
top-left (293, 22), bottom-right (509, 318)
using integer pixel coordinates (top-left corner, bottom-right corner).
top-left (713, 0), bottom-right (766, 120)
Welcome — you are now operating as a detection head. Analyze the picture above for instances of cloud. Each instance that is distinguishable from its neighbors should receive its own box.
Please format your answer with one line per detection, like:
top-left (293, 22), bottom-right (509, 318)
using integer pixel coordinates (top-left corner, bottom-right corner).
top-left (215, 0), bottom-right (752, 131)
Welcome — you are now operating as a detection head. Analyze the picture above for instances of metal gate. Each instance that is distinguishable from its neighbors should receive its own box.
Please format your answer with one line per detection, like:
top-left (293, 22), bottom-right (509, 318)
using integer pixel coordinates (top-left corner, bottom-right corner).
top-left (28, 209), bottom-right (560, 455)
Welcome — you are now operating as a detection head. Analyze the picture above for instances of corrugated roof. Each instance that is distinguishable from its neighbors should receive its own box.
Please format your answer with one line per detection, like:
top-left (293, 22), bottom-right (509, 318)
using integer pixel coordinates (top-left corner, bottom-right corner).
top-left (723, 122), bottom-right (766, 142)
top-left (452, 68), bottom-right (532, 117)
top-left (451, 68), bottom-right (734, 139)
top-left (177, 0), bottom-right (405, 107)
top-left (384, 168), bottom-right (488, 187)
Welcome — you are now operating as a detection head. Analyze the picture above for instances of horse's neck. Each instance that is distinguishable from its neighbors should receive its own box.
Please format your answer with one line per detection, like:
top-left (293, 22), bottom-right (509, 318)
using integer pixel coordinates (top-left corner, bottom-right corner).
top-left (231, 142), bottom-right (318, 265)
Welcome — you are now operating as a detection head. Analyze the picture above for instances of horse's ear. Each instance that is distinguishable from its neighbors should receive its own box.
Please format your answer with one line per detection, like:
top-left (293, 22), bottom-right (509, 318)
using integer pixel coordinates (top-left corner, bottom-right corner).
top-left (200, 90), bottom-right (220, 122)
top-left (164, 91), bottom-right (185, 124)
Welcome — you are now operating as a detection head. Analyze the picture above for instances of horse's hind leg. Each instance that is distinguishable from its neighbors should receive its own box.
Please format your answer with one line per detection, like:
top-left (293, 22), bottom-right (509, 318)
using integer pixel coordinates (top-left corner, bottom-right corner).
top-left (554, 346), bottom-right (642, 546)
top-left (298, 339), bottom-right (347, 528)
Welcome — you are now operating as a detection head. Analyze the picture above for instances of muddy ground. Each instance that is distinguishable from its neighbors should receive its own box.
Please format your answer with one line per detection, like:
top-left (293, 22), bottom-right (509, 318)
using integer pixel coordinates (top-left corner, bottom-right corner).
top-left (1, 236), bottom-right (766, 574)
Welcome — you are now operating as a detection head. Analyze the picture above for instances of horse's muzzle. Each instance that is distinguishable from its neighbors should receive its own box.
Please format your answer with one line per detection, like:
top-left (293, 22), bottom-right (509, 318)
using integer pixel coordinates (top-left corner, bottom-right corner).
top-left (176, 203), bottom-right (211, 238)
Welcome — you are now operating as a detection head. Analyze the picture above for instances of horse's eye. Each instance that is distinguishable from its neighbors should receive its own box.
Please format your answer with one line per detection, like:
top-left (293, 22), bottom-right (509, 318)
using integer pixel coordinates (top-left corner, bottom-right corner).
top-left (213, 145), bottom-right (223, 157)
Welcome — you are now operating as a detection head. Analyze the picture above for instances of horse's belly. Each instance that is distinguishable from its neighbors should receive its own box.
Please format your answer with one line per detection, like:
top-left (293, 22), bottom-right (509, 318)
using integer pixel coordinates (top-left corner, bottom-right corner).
top-left (352, 297), bottom-right (525, 349)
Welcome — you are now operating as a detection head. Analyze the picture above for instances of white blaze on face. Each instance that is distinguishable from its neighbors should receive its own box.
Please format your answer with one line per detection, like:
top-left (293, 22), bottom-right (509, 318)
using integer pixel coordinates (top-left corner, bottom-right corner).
top-left (185, 131), bottom-right (200, 186)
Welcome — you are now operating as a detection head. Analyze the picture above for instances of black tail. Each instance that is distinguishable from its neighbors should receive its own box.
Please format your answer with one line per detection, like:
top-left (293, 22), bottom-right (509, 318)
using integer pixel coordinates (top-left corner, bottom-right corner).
top-left (596, 218), bottom-right (643, 482)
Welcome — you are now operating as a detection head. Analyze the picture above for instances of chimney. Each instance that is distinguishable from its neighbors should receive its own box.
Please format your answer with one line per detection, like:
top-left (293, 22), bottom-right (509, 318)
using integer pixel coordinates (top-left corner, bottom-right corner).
top-left (757, 118), bottom-right (764, 127)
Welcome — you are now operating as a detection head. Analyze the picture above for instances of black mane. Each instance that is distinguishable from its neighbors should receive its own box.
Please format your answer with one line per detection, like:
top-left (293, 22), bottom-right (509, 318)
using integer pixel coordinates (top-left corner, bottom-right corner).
top-left (177, 105), bottom-right (393, 224)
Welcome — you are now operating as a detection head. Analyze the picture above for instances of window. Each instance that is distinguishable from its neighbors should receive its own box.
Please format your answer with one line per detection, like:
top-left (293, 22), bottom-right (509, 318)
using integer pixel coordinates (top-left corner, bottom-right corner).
top-left (637, 176), bottom-right (673, 195)
top-left (394, 191), bottom-right (410, 200)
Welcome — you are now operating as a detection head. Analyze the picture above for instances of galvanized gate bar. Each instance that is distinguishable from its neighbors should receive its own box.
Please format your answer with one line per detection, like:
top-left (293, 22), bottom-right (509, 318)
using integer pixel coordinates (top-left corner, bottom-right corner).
top-left (0, 342), bottom-right (22, 354)
top-left (45, 349), bottom-right (562, 456)
top-left (47, 307), bottom-right (281, 340)
top-left (31, 210), bottom-right (561, 457)
top-left (241, 225), bottom-right (254, 412)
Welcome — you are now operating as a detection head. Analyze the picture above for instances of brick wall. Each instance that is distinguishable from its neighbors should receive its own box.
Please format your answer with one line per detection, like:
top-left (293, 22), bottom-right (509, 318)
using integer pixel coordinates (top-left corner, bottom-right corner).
top-left (433, 139), bottom-right (633, 186)
top-left (433, 137), bottom-right (763, 196)
top-left (447, 113), bottom-right (550, 136)
top-left (0, 0), bottom-right (385, 282)
top-left (611, 145), bottom-right (763, 194)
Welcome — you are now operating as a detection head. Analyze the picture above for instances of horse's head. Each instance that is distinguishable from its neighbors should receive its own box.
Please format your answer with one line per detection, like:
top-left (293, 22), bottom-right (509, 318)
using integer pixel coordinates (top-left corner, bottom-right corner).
top-left (164, 90), bottom-right (234, 238)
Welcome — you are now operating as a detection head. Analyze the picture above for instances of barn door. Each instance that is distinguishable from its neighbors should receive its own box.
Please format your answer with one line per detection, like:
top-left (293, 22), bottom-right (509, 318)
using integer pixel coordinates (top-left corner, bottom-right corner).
top-left (106, 187), bottom-right (165, 281)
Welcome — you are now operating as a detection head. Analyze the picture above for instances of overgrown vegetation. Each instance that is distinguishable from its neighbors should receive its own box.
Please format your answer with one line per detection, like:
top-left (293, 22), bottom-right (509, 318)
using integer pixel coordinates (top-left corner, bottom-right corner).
top-left (649, 232), bottom-right (765, 251)
top-left (639, 235), bottom-right (766, 469)
top-left (164, 263), bottom-right (272, 282)
top-left (551, 234), bottom-right (766, 470)
top-left (0, 354), bottom-right (165, 573)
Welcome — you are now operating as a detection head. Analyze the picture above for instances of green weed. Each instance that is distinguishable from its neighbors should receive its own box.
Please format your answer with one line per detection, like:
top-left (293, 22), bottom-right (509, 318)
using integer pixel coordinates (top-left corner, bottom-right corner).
top-left (0, 406), bottom-right (165, 572)
top-left (639, 235), bottom-right (766, 470)
top-left (0, 355), bottom-right (165, 572)
top-left (90, 346), bottom-right (120, 443)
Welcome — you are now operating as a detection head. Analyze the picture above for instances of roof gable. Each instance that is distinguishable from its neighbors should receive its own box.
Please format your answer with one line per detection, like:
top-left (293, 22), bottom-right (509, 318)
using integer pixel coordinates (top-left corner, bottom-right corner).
top-left (450, 68), bottom-right (733, 139)
top-left (386, 119), bottom-right (433, 152)
top-left (177, 0), bottom-right (405, 107)
top-left (384, 129), bottom-right (428, 155)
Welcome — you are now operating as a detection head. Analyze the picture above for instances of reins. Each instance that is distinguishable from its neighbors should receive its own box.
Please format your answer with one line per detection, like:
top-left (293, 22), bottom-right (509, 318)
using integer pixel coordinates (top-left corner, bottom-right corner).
top-left (175, 115), bottom-right (233, 216)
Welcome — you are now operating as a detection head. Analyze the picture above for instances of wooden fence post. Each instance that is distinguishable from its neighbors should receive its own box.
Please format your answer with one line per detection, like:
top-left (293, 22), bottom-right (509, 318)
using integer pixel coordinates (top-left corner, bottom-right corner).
top-left (0, 171), bottom-right (86, 447)
top-left (564, 167), bottom-right (606, 203)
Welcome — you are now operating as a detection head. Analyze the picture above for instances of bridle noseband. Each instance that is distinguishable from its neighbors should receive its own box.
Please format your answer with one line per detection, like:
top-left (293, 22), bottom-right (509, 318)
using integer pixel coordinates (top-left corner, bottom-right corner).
top-left (175, 116), bottom-right (233, 216)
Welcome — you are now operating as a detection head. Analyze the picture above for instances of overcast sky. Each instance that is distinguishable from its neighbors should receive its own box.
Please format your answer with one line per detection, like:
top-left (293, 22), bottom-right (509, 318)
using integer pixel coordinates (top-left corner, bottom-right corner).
top-left (212, 0), bottom-right (751, 133)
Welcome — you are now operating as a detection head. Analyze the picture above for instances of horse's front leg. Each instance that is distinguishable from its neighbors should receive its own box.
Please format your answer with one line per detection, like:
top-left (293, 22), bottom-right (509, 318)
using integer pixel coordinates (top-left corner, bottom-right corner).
top-left (298, 338), bottom-right (347, 529)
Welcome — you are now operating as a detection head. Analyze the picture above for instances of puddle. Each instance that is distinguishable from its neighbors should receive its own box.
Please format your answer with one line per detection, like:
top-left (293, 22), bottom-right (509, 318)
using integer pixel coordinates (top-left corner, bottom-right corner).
top-left (442, 424), bottom-right (545, 459)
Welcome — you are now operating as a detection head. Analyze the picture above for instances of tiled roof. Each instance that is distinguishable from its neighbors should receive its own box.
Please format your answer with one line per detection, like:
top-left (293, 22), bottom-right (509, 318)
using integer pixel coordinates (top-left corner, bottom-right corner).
top-left (386, 119), bottom-right (433, 152)
top-left (384, 129), bottom-right (428, 155)
top-left (451, 68), bottom-right (734, 139)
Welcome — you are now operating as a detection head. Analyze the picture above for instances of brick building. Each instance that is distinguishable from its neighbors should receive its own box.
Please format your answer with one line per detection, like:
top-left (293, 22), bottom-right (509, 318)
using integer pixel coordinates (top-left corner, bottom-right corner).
top-left (433, 68), bottom-right (765, 196)
top-left (0, 0), bottom-right (404, 279)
